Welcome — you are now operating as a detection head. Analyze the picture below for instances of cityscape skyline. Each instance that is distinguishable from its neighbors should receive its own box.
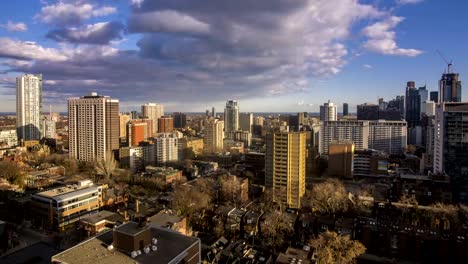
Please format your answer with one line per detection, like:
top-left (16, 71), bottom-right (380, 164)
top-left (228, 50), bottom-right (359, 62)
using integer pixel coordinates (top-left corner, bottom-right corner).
top-left (0, 0), bottom-right (467, 112)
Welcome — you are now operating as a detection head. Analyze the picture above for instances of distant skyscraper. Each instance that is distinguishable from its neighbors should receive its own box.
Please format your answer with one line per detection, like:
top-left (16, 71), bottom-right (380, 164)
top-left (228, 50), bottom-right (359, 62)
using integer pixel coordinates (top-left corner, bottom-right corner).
top-left (434, 102), bottom-right (468, 200)
top-left (130, 111), bottom-right (139, 119)
top-left (418, 85), bottom-right (428, 111)
top-left (127, 121), bottom-right (147, 147)
top-left (203, 119), bottom-right (224, 153)
top-left (226, 130), bottom-right (252, 147)
top-left (422, 101), bottom-right (436, 117)
top-left (127, 119), bottom-right (153, 146)
top-left (119, 113), bottom-right (131, 142)
top-left (142, 103), bottom-right (164, 135)
top-left (158, 117), bottom-right (174, 133)
top-left (16, 74), bottom-right (42, 141)
top-left (439, 73), bottom-right (462, 103)
top-left (212, 107), bottom-right (215, 118)
top-left (68, 92), bottom-right (119, 162)
top-left (343, 103), bottom-right (349, 116)
top-left (387, 95), bottom-right (405, 119)
top-left (224, 100), bottom-right (239, 133)
top-left (378, 98), bottom-right (388, 111)
top-left (405, 81), bottom-right (421, 127)
top-left (172, 112), bottom-right (187, 129)
top-left (41, 115), bottom-right (56, 139)
top-left (319, 100), bottom-right (337, 121)
top-left (430, 91), bottom-right (439, 102)
top-left (239, 112), bottom-right (253, 133)
top-left (265, 131), bottom-right (306, 209)
top-left (357, 103), bottom-right (379, 120)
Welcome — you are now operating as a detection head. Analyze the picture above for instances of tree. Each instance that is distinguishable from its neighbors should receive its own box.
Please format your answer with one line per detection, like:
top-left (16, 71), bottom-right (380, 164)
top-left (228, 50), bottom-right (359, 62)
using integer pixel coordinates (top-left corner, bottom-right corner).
top-left (171, 184), bottom-right (213, 219)
top-left (261, 210), bottom-right (294, 250)
top-left (309, 231), bottom-right (366, 264)
top-left (0, 161), bottom-right (25, 186)
top-left (95, 153), bottom-right (117, 180)
top-left (219, 175), bottom-right (245, 207)
top-left (303, 179), bottom-right (352, 216)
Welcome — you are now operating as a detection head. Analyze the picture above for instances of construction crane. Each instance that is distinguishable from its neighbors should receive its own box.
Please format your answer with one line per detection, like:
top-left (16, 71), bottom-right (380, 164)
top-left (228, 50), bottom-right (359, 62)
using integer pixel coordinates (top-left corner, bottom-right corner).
top-left (436, 50), bottom-right (453, 73)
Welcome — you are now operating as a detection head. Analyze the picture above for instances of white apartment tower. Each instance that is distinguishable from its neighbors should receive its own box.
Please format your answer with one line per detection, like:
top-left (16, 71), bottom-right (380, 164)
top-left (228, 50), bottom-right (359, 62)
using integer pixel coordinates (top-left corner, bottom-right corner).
top-left (224, 100), bottom-right (239, 133)
top-left (16, 74), bottom-right (42, 141)
top-left (203, 119), bottom-right (224, 153)
top-left (68, 92), bottom-right (119, 162)
top-left (141, 103), bottom-right (164, 135)
top-left (368, 120), bottom-right (407, 155)
top-left (319, 100), bottom-right (337, 121)
top-left (153, 133), bottom-right (180, 164)
top-left (319, 120), bottom-right (369, 154)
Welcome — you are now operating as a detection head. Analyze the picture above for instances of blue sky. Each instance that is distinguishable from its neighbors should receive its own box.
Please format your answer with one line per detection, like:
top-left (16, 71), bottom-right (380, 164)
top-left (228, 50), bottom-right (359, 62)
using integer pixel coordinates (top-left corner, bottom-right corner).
top-left (0, 0), bottom-right (466, 113)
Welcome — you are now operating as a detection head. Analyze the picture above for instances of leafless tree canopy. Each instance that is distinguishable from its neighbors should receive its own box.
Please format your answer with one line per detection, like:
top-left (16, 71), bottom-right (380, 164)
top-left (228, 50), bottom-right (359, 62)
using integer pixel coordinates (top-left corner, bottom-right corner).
top-left (94, 152), bottom-right (117, 180)
top-left (309, 231), bottom-right (366, 264)
top-left (304, 179), bottom-right (352, 215)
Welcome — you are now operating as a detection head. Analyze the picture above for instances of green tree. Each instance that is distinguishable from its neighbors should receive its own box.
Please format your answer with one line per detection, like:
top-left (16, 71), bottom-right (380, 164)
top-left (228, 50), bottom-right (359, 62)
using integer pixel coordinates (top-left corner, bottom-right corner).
top-left (309, 231), bottom-right (366, 264)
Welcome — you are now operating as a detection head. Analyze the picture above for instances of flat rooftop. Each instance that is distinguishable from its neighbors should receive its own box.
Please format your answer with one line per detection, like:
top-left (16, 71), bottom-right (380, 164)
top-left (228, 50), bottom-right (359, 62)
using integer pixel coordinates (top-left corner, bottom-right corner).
top-left (1, 241), bottom-right (59, 264)
top-left (147, 210), bottom-right (182, 228)
top-left (52, 222), bottom-right (199, 264)
top-left (81, 210), bottom-right (123, 225)
top-left (34, 184), bottom-right (99, 201)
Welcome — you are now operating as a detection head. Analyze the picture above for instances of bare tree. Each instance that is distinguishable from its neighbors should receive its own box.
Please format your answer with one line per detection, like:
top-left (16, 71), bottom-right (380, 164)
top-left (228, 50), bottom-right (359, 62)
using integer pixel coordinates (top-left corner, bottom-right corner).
top-left (0, 161), bottom-right (25, 186)
top-left (261, 210), bottom-right (294, 250)
top-left (304, 179), bottom-right (352, 216)
top-left (219, 175), bottom-right (246, 207)
top-left (309, 231), bottom-right (366, 264)
top-left (171, 184), bottom-right (213, 219)
top-left (95, 152), bottom-right (117, 180)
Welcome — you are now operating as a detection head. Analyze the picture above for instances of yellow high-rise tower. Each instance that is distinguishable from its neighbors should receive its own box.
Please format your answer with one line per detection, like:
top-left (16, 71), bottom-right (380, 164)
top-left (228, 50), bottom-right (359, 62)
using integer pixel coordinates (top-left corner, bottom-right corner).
top-left (266, 131), bottom-right (306, 209)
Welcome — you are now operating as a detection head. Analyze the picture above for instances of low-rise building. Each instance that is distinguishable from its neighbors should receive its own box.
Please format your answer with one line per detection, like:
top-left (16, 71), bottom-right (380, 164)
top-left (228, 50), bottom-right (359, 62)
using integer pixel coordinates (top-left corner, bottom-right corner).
top-left (0, 129), bottom-right (17, 147)
top-left (30, 180), bottom-right (103, 231)
top-left (143, 166), bottom-right (182, 184)
top-left (80, 210), bottom-right (124, 237)
top-left (51, 221), bottom-right (201, 264)
top-left (147, 209), bottom-right (192, 236)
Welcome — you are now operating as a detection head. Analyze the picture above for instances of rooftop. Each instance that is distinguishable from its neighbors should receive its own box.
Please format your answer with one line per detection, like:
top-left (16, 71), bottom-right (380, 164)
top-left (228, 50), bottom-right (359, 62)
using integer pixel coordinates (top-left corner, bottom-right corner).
top-left (145, 166), bottom-right (181, 176)
top-left (147, 210), bottom-right (183, 228)
top-left (1, 241), bottom-right (59, 264)
top-left (81, 210), bottom-right (124, 225)
top-left (52, 222), bottom-right (199, 264)
top-left (33, 183), bottom-right (99, 201)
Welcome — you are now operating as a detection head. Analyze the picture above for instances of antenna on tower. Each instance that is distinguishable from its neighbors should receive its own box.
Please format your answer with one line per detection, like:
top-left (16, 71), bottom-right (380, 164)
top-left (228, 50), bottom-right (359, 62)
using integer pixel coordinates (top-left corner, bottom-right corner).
top-left (436, 50), bottom-right (453, 74)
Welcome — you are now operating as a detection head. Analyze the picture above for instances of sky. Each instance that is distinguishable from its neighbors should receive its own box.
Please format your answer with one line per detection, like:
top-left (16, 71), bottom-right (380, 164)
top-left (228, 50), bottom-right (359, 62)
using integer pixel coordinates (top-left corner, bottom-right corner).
top-left (0, 0), bottom-right (467, 113)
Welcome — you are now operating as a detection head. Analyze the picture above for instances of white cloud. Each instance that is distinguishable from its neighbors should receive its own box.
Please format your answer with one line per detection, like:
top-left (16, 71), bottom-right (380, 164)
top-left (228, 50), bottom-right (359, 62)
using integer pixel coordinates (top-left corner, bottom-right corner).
top-left (363, 64), bottom-right (373, 69)
top-left (130, 0), bottom-right (144, 8)
top-left (0, 0), bottom-right (422, 106)
top-left (0, 38), bottom-right (68, 61)
top-left (1, 21), bottom-right (28, 32)
top-left (36, 2), bottom-right (116, 26)
top-left (362, 16), bottom-right (422, 57)
top-left (397, 0), bottom-right (423, 5)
